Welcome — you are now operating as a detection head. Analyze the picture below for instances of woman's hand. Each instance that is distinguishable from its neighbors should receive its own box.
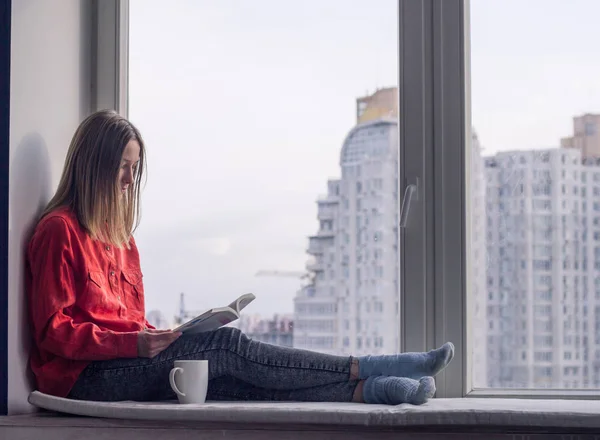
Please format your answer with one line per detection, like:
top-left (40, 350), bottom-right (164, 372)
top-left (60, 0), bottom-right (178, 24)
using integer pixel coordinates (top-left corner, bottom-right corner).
top-left (137, 328), bottom-right (182, 358)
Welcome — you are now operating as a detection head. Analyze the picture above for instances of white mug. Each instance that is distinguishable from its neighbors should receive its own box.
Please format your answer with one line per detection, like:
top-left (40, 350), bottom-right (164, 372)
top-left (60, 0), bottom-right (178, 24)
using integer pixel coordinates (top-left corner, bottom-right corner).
top-left (169, 360), bottom-right (209, 404)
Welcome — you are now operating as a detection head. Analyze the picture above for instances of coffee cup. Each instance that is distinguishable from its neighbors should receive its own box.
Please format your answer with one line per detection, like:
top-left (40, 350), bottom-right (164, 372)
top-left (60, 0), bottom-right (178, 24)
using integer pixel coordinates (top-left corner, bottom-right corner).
top-left (169, 360), bottom-right (209, 404)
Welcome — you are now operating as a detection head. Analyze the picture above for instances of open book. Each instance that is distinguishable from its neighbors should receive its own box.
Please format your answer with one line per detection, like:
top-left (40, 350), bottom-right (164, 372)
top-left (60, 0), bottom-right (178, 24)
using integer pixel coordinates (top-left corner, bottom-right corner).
top-left (173, 293), bottom-right (256, 334)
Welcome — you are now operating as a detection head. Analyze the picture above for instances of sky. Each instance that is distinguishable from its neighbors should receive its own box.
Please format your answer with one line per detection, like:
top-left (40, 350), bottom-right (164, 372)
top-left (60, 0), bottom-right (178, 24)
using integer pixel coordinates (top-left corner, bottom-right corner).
top-left (470, 0), bottom-right (600, 154)
top-left (128, 0), bottom-right (600, 323)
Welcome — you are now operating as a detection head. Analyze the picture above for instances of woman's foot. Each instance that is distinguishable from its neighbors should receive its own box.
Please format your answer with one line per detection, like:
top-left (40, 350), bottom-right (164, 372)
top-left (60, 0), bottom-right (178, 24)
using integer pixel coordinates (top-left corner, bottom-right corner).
top-left (363, 376), bottom-right (435, 405)
top-left (358, 342), bottom-right (454, 380)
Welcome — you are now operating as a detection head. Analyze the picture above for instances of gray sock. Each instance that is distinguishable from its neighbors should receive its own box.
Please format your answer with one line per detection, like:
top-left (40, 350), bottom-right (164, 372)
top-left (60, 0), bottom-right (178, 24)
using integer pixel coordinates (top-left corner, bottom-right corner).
top-left (363, 376), bottom-right (436, 405)
top-left (358, 342), bottom-right (455, 380)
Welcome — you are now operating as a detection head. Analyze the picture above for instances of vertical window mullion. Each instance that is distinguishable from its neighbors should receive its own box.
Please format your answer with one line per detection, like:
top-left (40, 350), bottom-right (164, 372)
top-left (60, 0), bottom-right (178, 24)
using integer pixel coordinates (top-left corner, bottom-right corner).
top-left (400, 0), bottom-right (467, 398)
top-left (398, 0), bottom-right (434, 356)
top-left (431, 0), bottom-right (468, 398)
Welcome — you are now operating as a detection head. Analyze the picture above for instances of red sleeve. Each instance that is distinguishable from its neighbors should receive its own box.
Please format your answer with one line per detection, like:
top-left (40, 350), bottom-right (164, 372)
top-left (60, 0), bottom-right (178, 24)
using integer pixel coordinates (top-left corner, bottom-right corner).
top-left (28, 217), bottom-right (139, 360)
top-left (144, 319), bottom-right (156, 330)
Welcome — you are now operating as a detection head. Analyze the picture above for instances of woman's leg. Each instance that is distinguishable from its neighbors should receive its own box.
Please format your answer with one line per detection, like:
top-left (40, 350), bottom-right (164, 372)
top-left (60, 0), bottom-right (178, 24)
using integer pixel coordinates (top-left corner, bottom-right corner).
top-left (171, 327), bottom-right (356, 389)
top-left (69, 370), bottom-right (360, 403)
top-left (207, 375), bottom-right (360, 402)
top-left (69, 327), bottom-right (358, 402)
top-left (68, 327), bottom-right (448, 404)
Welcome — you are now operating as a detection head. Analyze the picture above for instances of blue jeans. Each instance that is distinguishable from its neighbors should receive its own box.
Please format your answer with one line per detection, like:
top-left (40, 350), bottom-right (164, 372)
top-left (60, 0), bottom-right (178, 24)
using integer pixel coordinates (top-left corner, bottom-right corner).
top-left (68, 327), bottom-right (359, 402)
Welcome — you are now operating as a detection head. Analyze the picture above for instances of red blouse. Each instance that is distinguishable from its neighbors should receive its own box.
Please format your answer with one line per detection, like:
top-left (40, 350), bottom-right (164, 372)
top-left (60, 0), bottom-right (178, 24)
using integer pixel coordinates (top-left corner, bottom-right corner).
top-left (26, 206), bottom-right (153, 397)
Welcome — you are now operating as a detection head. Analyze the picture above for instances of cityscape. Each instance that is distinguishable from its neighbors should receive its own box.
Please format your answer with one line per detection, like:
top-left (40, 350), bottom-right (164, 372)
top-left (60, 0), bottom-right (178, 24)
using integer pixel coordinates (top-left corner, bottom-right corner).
top-left (146, 87), bottom-right (600, 390)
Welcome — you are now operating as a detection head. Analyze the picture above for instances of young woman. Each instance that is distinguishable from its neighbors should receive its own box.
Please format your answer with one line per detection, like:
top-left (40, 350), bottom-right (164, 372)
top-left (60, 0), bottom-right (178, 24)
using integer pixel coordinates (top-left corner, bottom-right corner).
top-left (27, 110), bottom-right (454, 404)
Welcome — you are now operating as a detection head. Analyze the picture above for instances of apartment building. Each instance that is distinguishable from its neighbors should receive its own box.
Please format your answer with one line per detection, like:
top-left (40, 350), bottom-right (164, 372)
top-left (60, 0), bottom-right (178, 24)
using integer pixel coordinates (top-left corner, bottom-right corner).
top-left (293, 88), bottom-right (399, 356)
top-left (484, 147), bottom-right (600, 388)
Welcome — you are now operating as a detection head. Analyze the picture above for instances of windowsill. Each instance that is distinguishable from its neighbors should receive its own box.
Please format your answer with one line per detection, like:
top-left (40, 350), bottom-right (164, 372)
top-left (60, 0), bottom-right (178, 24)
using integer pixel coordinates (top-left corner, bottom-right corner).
top-left (2, 392), bottom-right (597, 430)
top-left (2, 397), bottom-right (600, 440)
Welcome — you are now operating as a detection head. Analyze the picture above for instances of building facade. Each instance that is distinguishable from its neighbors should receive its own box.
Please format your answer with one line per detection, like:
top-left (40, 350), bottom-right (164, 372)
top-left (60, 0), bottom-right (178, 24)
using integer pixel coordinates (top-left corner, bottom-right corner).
top-left (294, 88), bottom-right (399, 356)
top-left (484, 147), bottom-right (600, 388)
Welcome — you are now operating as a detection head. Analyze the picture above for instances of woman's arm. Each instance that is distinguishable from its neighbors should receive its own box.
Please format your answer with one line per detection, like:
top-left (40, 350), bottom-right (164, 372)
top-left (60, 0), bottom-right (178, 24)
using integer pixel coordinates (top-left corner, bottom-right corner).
top-left (28, 217), bottom-right (139, 361)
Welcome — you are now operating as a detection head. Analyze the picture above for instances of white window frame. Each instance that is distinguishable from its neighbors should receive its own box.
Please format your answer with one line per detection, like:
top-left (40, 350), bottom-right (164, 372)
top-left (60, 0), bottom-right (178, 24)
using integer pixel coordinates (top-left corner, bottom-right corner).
top-left (93, 0), bottom-right (129, 115)
top-left (398, 0), bottom-right (467, 399)
top-left (399, 0), bottom-right (600, 400)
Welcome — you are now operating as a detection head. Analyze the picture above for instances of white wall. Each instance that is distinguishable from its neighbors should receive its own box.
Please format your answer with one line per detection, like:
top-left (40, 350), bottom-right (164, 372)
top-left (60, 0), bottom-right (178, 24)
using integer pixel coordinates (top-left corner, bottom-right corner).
top-left (8, 0), bottom-right (92, 414)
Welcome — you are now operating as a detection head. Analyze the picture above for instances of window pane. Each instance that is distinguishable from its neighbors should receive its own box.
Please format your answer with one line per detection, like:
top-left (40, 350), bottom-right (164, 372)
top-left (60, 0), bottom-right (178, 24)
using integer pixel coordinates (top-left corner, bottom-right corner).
top-left (470, 0), bottom-right (600, 389)
top-left (129, 0), bottom-right (399, 354)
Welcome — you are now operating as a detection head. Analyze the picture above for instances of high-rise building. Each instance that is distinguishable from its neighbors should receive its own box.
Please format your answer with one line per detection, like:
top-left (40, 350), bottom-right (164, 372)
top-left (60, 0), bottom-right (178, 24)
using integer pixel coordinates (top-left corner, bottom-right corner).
top-left (483, 147), bottom-right (600, 388)
top-left (561, 113), bottom-right (600, 159)
top-left (293, 88), bottom-right (399, 356)
top-left (293, 182), bottom-right (341, 355)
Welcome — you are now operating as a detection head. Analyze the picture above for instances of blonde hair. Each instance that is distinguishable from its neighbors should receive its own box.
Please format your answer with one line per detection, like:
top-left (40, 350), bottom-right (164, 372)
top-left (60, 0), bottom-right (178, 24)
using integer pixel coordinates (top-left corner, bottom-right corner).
top-left (42, 110), bottom-right (146, 248)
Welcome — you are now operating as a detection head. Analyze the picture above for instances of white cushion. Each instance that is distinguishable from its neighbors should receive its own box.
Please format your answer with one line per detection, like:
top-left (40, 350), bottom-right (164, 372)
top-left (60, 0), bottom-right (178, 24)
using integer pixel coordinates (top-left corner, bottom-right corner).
top-left (28, 391), bottom-right (600, 428)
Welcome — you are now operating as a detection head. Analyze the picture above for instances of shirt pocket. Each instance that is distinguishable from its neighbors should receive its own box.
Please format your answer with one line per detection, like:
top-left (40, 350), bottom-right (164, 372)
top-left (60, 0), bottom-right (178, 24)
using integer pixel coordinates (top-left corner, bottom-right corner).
top-left (122, 269), bottom-right (145, 312)
top-left (83, 271), bottom-right (118, 312)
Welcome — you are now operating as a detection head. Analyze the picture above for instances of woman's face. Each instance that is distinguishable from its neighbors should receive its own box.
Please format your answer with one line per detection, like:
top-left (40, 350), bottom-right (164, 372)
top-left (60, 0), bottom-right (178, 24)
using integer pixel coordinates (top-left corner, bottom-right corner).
top-left (118, 140), bottom-right (141, 196)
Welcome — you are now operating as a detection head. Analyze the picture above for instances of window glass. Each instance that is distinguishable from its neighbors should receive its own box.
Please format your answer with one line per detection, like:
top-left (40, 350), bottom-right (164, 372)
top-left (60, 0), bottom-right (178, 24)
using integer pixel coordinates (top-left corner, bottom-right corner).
top-left (129, 0), bottom-right (399, 355)
top-left (470, 0), bottom-right (600, 389)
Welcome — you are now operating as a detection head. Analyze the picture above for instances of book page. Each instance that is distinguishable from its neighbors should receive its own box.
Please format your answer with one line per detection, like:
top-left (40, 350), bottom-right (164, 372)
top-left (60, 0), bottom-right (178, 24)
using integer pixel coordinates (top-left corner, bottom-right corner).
top-left (174, 293), bottom-right (256, 333)
top-left (230, 293), bottom-right (256, 313)
top-left (177, 308), bottom-right (239, 334)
